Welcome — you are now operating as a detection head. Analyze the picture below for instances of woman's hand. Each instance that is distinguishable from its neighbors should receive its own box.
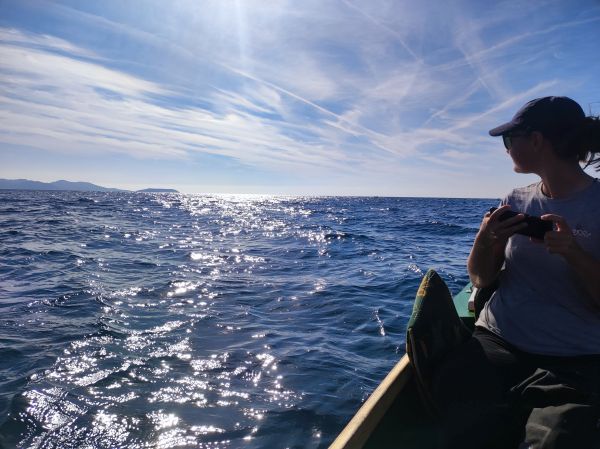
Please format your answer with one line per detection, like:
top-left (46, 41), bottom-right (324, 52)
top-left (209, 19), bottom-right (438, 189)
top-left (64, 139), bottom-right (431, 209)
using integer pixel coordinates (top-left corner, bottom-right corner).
top-left (475, 205), bottom-right (527, 248)
top-left (541, 214), bottom-right (600, 307)
top-left (540, 214), bottom-right (581, 258)
top-left (468, 205), bottom-right (525, 288)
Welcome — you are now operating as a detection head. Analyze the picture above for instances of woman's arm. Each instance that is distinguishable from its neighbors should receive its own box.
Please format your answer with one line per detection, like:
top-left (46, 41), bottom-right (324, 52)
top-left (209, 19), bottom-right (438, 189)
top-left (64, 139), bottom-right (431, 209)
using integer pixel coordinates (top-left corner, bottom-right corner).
top-left (467, 205), bottom-right (527, 288)
top-left (467, 234), bottom-right (506, 288)
top-left (542, 214), bottom-right (600, 308)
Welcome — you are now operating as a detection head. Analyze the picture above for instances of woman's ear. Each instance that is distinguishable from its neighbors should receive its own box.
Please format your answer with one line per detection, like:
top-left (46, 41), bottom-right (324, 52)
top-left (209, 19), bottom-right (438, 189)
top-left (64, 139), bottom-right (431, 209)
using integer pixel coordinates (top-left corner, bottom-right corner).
top-left (530, 131), bottom-right (545, 152)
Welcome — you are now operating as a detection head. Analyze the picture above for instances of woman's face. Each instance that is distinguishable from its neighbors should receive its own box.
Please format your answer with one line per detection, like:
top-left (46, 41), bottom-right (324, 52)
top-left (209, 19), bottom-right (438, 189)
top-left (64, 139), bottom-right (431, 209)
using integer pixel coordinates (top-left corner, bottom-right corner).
top-left (505, 133), bottom-right (539, 173)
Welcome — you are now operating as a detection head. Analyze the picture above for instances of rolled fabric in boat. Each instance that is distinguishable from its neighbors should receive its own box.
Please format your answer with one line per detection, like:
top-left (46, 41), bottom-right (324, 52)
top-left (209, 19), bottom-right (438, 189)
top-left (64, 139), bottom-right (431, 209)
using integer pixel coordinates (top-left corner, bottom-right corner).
top-left (406, 269), bottom-right (471, 417)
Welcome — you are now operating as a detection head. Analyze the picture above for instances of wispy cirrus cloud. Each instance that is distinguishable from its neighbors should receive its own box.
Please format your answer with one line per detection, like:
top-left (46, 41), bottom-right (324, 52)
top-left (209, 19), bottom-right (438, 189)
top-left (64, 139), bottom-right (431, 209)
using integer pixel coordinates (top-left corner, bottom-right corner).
top-left (2, 0), bottom-right (600, 195)
top-left (0, 28), bottom-right (381, 173)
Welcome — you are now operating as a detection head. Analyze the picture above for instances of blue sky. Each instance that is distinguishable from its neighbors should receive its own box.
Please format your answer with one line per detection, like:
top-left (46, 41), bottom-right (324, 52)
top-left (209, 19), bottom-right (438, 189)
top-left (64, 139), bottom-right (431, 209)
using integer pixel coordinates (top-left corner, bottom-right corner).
top-left (1, 0), bottom-right (600, 196)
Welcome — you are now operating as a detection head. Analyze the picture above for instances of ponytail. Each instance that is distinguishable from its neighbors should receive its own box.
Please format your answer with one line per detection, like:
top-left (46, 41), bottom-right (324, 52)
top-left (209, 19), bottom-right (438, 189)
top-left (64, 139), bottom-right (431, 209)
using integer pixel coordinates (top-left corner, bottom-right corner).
top-left (545, 115), bottom-right (600, 171)
top-left (581, 116), bottom-right (600, 171)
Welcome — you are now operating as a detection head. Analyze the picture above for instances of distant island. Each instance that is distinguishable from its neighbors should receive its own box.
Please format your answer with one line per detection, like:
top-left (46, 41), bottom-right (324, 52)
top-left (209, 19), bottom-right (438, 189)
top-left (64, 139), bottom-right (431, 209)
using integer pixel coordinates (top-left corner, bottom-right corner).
top-left (0, 179), bottom-right (178, 193)
top-left (137, 188), bottom-right (179, 193)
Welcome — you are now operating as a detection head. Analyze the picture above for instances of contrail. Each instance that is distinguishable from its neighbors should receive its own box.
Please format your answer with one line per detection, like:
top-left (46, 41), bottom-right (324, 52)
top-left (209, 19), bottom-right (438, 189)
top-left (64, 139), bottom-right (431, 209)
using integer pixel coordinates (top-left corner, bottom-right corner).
top-left (341, 0), bottom-right (421, 62)
top-left (218, 62), bottom-right (401, 156)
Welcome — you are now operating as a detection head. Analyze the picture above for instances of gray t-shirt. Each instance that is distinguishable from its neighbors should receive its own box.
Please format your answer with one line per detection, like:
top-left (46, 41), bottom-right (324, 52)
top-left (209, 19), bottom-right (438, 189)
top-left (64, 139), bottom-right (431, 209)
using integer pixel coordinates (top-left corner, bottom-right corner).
top-left (476, 179), bottom-right (600, 356)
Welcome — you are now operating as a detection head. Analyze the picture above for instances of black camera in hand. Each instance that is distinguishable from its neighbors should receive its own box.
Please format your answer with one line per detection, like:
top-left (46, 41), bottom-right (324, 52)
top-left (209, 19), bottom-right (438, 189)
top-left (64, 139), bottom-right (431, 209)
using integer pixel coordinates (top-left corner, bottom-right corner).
top-left (489, 207), bottom-right (553, 240)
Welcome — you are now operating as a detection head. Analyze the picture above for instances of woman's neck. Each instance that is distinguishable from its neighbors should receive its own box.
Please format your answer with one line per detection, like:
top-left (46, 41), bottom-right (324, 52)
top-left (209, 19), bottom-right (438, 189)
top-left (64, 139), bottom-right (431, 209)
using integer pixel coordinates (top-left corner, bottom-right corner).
top-left (539, 162), bottom-right (593, 199)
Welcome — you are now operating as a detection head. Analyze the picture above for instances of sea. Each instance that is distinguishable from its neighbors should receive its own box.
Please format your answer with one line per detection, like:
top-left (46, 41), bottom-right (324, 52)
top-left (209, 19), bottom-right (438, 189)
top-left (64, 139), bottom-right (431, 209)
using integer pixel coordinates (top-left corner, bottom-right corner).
top-left (0, 191), bottom-right (496, 449)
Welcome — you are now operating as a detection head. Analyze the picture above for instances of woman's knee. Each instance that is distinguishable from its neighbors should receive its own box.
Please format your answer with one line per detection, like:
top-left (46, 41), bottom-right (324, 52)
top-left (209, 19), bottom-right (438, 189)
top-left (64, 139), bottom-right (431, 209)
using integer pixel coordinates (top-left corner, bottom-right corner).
top-left (431, 337), bottom-right (504, 411)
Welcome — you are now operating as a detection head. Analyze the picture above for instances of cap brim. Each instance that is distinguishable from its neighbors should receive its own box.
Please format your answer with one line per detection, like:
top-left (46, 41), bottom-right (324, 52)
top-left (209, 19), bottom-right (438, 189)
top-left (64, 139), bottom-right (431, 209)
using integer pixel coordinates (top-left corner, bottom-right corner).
top-left (488, 121), bottom-right (517, 136)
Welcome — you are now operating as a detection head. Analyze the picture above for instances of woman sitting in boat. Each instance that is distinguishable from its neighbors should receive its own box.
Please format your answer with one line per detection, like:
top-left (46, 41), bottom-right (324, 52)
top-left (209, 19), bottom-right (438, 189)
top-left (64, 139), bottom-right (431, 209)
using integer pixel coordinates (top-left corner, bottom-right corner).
top-left (432, 96), bottom-right (600, 449)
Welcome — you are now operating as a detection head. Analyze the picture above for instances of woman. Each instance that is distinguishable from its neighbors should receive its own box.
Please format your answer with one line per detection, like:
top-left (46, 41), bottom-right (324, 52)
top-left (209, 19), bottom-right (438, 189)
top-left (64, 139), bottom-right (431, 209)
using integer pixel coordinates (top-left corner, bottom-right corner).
top-left (432, 96), bottom-right (600, 449)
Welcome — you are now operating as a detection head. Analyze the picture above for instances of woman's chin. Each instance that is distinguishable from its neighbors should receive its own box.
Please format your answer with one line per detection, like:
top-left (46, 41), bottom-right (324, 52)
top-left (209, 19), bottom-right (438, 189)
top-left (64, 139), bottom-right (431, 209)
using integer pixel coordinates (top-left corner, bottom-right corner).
top-left (512, 165), bottom-right (530, 174)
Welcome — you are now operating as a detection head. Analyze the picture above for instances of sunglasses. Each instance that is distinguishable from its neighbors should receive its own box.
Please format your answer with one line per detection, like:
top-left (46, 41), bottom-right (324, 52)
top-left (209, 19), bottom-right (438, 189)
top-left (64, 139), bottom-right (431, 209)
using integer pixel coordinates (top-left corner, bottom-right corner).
top-left (502, 132), bottom-right (530, 150)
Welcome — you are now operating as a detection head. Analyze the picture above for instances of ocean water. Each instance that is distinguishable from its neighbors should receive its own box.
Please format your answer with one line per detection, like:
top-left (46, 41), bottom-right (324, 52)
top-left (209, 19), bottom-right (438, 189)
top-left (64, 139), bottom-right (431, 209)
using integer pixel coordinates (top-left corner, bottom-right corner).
top-left (0, 191), bottom-right (496, 449)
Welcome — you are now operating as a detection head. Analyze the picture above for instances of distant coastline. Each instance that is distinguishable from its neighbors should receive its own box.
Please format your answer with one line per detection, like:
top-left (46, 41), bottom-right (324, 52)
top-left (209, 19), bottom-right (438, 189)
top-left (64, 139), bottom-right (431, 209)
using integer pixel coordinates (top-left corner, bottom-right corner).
top-left (0, 178), bottom-right (178, 193)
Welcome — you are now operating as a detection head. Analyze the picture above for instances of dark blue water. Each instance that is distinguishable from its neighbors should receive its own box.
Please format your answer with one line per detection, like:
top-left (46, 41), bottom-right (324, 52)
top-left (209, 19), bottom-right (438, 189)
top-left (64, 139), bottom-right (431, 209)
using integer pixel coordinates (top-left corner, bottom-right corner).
top-left (0, 191), bottom-right (495, 448)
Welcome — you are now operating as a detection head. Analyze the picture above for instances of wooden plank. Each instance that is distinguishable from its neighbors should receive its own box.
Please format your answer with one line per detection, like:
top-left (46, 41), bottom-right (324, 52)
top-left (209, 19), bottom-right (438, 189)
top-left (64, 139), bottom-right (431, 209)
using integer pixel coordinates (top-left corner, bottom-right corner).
top-left (328, 354), bottom-right (412, 449)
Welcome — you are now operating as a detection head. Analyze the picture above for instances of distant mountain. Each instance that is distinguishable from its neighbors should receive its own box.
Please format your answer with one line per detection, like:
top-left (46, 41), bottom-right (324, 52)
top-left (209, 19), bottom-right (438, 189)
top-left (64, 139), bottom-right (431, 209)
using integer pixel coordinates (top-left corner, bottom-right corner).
top-left (0, 179), bottom-right (178, 193)
top-left (0, 178), bottom-right (123, 192)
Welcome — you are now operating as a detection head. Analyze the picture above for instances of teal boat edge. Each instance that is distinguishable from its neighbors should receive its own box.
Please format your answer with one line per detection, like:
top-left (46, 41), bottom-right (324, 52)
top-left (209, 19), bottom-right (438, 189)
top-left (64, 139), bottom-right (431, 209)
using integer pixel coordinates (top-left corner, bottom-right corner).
top-left (454, 281), bottom-right (475, 327)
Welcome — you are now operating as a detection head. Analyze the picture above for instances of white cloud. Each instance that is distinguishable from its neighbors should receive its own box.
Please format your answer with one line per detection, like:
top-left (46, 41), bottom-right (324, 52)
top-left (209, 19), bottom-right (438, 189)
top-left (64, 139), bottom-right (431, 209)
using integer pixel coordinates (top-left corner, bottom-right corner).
top-left (0, 27), bottom-right (93, 58)
top-left (441, 149), bottom-right (473, 160)
top-left (1, 44), bottom-right (164, 97)
top-left (0, 28), bottom-right (368, 173)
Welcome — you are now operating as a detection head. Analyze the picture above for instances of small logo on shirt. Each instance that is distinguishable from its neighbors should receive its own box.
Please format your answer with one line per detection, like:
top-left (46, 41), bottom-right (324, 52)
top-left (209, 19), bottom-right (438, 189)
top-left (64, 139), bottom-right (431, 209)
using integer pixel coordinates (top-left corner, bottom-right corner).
top-left (573, 225), bottom-right (591, 238)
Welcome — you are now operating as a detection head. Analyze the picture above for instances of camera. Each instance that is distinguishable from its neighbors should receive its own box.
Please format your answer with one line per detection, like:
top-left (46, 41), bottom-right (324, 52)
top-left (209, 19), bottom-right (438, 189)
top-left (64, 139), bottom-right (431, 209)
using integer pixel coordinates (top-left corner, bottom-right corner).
top-left (489, 207), bottom-right (553, 240)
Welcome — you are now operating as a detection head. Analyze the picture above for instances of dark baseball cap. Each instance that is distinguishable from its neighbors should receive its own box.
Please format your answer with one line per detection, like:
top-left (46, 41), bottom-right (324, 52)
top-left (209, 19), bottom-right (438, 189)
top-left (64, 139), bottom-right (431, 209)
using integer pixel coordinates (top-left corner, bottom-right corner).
top-left (489, 96), bottom-right (585, 136)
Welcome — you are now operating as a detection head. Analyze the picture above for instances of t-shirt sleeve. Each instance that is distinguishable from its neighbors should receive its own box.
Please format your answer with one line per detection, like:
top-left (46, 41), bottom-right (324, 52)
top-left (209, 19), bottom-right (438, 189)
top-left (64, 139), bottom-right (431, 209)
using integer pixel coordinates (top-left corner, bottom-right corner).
top-left (498, 192), bottom-right (511, 208)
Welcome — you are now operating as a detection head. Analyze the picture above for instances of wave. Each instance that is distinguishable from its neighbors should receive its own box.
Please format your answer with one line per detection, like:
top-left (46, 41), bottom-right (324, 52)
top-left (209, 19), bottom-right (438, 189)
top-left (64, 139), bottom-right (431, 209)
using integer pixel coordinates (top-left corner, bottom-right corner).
top-left (404, 221), bottom-right (478, 235)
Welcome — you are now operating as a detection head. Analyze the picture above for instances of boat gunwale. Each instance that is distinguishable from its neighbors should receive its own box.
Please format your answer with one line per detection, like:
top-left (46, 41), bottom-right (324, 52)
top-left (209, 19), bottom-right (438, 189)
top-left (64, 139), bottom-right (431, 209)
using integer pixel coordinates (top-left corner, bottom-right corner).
top-left (328, 354), bottom-right (412, 449)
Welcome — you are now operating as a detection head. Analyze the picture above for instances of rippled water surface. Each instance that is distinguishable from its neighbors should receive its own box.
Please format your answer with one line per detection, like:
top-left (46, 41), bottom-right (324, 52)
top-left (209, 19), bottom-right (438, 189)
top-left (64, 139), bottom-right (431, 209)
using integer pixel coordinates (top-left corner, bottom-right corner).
top-left (0, 191), bottom-right (496, 448)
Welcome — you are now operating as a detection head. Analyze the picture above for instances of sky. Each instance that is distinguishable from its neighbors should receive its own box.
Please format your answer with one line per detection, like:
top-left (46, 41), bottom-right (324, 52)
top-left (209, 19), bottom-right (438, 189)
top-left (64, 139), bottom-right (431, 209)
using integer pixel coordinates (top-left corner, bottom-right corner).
top-left (1, 0), bottom-right (600, 197)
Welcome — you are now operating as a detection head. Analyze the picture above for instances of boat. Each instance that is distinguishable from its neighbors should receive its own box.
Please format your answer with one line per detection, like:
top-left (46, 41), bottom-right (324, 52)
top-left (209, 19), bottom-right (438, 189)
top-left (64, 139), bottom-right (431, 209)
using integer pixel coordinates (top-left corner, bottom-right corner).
top-left (329, 271), bottom-right (483, 449)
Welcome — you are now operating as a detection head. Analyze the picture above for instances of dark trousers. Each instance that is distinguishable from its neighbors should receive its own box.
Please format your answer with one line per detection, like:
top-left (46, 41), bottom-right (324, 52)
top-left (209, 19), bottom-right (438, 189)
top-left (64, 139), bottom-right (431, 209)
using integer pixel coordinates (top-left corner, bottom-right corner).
top-left (431, 327), bottom-right (600, 449)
